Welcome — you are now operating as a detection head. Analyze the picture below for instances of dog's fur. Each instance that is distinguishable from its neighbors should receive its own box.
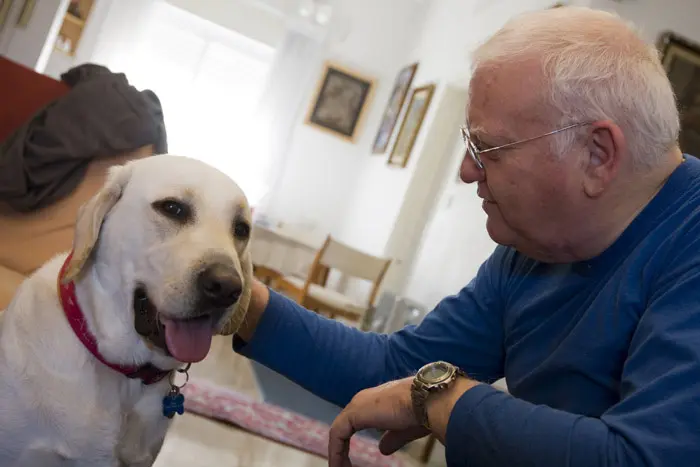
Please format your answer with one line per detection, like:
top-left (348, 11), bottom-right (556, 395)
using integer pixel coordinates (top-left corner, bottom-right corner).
top-left (0, 155), bottom-right (253, 466)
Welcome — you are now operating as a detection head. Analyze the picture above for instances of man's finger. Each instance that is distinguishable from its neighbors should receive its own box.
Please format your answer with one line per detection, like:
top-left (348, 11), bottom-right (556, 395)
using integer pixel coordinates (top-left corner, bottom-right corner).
top-left (328, 412), bottom-right (356, 467)
top-left (378, 426), bottom-right (431, 455)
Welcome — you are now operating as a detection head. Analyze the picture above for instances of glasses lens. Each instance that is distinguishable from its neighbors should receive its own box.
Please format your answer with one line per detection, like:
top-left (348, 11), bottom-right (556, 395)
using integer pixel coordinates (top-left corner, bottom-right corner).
top-left (461, 126), bottom-right (483, 169)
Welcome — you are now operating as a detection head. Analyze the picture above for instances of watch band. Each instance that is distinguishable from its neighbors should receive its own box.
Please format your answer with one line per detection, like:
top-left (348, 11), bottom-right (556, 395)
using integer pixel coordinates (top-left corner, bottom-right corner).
top-left (411, 378), bottom-right (431, 428)
top-left (411, 364), bottom-right (466, 430)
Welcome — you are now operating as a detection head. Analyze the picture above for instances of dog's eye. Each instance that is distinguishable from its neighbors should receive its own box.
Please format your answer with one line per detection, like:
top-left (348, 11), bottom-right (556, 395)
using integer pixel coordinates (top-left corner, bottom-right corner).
top-left (233, 220), bottom-right (250, 239)
top-left (152, 199), bottom-right (191, 222)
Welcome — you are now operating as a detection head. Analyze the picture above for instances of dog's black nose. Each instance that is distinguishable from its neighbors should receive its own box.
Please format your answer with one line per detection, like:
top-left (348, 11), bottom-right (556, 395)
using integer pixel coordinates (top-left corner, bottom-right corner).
top-left (197, 264), bottom-right (242, 308)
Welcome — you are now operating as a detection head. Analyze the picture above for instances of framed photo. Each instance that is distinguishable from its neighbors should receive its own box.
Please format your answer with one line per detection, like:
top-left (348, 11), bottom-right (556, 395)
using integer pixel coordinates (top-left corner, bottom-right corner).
top-left (371, 62), bottom-right (419, 154)
top-left (659, 32), bottom-right (700, 158)
top-left (388, 84), bottom-right (436, 168)
top-left (0, 0), bottom-right (13, 31)
top-left (16, 0), bottom-right (37, 27)
top-left (305, 62), bottom-right (374, 142)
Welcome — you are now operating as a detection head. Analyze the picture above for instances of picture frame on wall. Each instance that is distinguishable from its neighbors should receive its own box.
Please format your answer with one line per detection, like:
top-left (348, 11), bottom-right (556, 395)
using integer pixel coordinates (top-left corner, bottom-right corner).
top-left (16, 0), bottom-right (37, 28)
top-left (305, 61), bottom-right (374, 142)
top-left (388, 84), bottom-right (436, 168)
top-left (659, 32), bottom-right (700, 158)
top-left (0, 0), bottom-right (13, 31)
top-left (371, 62), bottom-right (419, 154)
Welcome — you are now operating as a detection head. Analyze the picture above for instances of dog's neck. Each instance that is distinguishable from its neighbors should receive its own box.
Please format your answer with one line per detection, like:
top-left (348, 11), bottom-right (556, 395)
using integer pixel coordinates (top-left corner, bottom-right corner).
top-left (69, 257), bottom-right (180, 373)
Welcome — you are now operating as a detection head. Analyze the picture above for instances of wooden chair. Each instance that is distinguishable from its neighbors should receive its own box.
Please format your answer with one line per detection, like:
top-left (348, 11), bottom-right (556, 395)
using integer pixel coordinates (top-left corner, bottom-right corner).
top-left (250, 224), bottom-right (329, 287)
top-left (275, 235), bottom-right (392, 323)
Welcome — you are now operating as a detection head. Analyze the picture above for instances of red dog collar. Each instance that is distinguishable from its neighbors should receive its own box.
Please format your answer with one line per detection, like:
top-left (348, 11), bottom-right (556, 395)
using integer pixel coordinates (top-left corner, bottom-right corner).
top-left (57, 252), bottom-right (170, 385)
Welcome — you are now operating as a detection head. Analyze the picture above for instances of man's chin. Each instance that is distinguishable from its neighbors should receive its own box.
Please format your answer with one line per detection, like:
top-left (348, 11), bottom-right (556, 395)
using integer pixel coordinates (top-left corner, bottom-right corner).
top-left (485, 215), bottom-right (517, 248)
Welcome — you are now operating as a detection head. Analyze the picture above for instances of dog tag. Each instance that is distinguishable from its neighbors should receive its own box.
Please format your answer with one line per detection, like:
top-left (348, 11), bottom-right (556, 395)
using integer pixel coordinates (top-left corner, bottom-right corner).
top-left (162, 387), bottom-right (185, 419)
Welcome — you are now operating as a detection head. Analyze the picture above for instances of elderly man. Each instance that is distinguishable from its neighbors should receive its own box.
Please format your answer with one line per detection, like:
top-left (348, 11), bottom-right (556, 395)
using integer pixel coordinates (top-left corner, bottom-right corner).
top-left (234, 6), bottom-right (700, 467)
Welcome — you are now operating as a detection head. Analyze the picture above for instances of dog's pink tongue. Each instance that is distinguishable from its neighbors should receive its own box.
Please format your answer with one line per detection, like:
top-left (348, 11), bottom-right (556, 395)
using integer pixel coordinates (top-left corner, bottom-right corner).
top-left (162, 317), bottom-right (213, 363)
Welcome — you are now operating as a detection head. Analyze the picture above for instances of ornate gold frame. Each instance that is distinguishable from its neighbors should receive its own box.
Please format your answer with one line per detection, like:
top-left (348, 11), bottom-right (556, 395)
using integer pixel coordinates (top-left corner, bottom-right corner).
top-left (388, 84), bottom-right (436, 168)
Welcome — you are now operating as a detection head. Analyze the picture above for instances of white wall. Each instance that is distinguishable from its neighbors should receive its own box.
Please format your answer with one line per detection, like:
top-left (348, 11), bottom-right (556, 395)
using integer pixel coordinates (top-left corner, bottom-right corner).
top-left (165, 0), bottom-right (286, 47)
top-left (0, 0), bottom-right (69, 73)
top-left (590, 0), bottom-right (700, 45)
top-left (261, 0), bottom-right (433, 243)
top-left (44, 0), bottom-right (288, 78)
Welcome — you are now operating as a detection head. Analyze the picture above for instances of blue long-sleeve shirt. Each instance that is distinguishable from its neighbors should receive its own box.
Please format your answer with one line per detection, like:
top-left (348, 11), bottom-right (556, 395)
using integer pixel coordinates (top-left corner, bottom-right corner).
top-left (235, 155), bottom-right (700, 466)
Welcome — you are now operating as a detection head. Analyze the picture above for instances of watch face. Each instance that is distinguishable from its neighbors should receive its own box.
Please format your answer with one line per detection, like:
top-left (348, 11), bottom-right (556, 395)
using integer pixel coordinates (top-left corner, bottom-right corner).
top-left (419, 361), bottom-right (453, 384)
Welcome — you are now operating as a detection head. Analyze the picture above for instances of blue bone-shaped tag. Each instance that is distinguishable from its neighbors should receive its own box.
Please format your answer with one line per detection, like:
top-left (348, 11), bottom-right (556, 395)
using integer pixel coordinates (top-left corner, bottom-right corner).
top-left (162, 392), bottom-right (185, 418)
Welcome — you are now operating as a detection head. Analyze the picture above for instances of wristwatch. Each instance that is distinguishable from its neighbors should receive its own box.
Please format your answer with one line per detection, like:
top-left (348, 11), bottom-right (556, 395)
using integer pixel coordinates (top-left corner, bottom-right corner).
top-left (411, 361), bottom-right (466, 429)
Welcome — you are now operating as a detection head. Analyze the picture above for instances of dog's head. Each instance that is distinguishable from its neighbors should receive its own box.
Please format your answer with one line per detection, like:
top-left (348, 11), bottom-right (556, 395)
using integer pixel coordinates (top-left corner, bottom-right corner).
top-left (62, 155), bottom-right (253, 363)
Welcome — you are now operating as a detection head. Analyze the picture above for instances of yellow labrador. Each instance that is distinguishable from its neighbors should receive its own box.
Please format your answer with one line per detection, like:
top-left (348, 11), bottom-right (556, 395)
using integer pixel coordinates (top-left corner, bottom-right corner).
top-left (0, 155), bottom-right (252, 466)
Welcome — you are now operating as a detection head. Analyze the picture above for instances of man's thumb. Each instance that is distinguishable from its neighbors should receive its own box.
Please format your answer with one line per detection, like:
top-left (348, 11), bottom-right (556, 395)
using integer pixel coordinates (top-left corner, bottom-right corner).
top-left (378, 427), bottom-right (430, 455)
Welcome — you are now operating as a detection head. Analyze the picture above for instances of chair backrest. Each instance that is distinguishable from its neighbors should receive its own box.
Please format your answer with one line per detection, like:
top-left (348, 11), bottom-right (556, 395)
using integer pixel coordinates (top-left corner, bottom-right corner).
top-left (250, 224), bottom-right (319, 277)
top-left (317, 235), bottom-right (391, 283)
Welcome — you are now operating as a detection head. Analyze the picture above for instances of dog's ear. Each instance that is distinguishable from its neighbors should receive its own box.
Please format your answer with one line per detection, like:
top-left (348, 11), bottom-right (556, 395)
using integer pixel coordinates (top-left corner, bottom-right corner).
top-left (62, 164), bottom-right (133, 284)
top-left (219, 249), bottom-right (253, 335)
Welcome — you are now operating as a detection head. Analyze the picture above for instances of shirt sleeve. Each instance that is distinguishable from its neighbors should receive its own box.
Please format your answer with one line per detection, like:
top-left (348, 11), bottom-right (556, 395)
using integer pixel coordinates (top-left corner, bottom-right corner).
top-left (443, 247), bottom-right (700, 467)
top-left (235, 247), bottom-right (508, 408)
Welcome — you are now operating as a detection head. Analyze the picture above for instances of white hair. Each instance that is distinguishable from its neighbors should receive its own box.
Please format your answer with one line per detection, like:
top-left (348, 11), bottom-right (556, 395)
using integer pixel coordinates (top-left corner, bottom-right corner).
top-left (469, 6), bottom-right (680, 170)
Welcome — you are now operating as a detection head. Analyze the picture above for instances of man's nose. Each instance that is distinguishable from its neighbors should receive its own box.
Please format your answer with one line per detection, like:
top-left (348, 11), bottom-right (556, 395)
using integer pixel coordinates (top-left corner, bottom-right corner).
top-left (459, 151), bottom-right (485, 184)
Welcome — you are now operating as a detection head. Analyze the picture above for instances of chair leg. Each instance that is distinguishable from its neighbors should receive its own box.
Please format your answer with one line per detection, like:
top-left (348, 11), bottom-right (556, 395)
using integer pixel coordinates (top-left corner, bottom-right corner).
top-left (420, 435), bottom-right (436, 464)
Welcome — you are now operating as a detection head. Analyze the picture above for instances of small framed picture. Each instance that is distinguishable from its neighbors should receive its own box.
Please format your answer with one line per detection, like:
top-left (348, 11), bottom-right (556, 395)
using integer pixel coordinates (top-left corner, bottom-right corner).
top-left (371, 62), bottom-right (419, 154)
top-left (388, 84), bottom-right (436, 168)
top-left (16, 0), bottom-right (37, 27)
top-left (305, 62), bottom-right (374, 142)
top-left (659, 32), bottom-right (700, 158)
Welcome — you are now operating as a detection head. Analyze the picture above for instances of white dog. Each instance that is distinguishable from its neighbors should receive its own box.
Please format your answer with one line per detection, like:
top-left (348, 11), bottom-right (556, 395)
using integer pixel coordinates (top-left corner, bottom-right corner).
top-left (0, 155), bottom-right (252, 466)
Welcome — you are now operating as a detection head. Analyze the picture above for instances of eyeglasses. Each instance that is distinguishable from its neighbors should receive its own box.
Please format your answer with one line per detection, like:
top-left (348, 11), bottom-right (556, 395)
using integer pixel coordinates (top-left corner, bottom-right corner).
top-left (460, 122), bottom-right (590, 170)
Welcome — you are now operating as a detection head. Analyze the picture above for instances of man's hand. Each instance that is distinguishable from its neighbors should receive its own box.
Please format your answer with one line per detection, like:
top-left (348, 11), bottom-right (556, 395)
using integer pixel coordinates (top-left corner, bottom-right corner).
top-left (328, 375), bottom-right (480, 466)
top-left (328, 377), bottom-right (428, 467)
top-left (235, 278), bottom-right (269, 342)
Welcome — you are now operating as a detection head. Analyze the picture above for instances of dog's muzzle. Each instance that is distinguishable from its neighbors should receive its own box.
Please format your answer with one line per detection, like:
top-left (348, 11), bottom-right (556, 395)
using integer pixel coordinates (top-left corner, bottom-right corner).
top-left (196, 263), bottom-right (242, 310)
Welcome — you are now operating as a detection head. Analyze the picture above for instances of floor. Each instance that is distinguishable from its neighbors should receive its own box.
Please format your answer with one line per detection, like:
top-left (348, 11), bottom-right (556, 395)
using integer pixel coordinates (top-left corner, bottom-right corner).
top-left (153, 336), bottom-right (445, 466)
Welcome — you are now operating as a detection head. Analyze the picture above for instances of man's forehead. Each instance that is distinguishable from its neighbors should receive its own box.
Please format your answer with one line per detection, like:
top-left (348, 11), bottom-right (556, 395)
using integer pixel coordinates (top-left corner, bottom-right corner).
top-left (465, 59), bottom-right (549, 136)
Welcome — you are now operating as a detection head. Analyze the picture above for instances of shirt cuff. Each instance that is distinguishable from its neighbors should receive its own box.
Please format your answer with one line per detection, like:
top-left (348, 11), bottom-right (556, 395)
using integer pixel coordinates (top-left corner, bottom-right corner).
top-left (232, 287), bottom-right (287, 357)
top-left (444, 383), bottom-right (506, 465)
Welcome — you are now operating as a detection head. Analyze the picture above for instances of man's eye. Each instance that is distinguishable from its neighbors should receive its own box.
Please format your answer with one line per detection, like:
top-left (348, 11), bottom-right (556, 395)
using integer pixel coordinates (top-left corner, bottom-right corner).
top-left (473, 139), bottom-right (494, 152)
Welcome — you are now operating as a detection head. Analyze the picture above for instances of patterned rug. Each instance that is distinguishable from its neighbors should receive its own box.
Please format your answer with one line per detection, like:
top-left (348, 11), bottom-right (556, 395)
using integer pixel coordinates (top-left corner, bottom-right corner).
top-left (183, 380), bottom-right (407, 467)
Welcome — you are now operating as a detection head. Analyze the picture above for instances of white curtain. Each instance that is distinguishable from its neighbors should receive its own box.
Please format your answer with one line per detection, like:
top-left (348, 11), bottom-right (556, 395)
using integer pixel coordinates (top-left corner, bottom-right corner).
top-left (251, 21), bottom-right (326, 223)
top-left (87, 0), bottom-right (276, 204)
top-left (86, 0), bottom-right (330, 212)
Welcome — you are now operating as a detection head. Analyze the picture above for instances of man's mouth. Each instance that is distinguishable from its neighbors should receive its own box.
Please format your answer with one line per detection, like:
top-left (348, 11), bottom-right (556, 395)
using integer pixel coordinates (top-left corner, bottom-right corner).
top-left (133, 287), bottom-right (215, 363)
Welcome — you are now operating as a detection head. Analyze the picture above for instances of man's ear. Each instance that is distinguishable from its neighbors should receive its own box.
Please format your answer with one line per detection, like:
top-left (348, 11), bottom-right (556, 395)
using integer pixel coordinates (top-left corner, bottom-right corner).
top-left (62, 164), bottom-right (133, 284)
top-left (582, 120), bottom-right (626, 198)
top-left (219, 249), bottom-right (253, 336)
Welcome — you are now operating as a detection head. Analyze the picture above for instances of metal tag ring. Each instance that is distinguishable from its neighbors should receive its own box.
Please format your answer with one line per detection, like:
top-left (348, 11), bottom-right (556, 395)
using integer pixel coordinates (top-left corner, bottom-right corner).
top-left (169, 364), bottom-right (190, 389)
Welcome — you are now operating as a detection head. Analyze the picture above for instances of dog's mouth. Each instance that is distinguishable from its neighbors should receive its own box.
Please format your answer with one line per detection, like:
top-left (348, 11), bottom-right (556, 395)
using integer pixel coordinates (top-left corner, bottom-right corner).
top-left (133, 287), bottom-right (215, 363)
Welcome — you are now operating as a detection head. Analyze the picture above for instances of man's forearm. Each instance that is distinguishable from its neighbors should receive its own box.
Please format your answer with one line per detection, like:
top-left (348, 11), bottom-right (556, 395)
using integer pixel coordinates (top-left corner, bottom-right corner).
top-left (426, 383), bottom-right (645, 467)
top-left (232, 283), bottom-right (405, 407)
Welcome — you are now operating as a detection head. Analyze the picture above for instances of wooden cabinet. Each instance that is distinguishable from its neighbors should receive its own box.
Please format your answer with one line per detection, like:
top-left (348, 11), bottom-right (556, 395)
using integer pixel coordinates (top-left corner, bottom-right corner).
top-left (54, 0), bottom-right (94, 56)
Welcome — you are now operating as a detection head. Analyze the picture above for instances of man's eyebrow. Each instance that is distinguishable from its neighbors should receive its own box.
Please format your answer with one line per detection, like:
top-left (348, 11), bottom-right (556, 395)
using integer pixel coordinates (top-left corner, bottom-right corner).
top-left (468, 124), bottom-right (507, 144)
top-left (467, 124), bottom-right (488, 138)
